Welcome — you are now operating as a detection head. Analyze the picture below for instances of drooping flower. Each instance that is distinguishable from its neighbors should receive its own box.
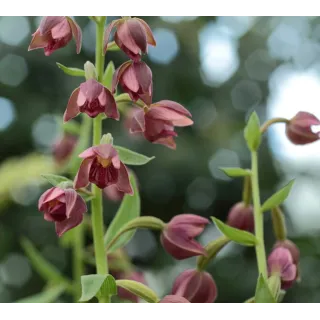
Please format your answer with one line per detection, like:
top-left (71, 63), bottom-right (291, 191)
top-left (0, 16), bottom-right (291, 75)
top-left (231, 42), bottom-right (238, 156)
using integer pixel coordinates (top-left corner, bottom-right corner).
top-left (64, 79), bottom-right (118, 122)
top-left (171, 269), bottom-right (217, 303)
top-left (267, 247), bottom-right (297, 289)
top-left (112, 61), bottom-right (152, 106)
top-left (116, 271), bottom-right (146, 303)
top-left (103, 17), bottom-right (156, 61)
top-left (74, 144), bottom-right (133, 193)
top-left (52, 133), bottom-right (78, 165)
top-left (159, 295), bottom-right (190, 303)
top-left (226, 202), bottom-right (254, 232)
top-left (273, 240), bottom-right (300, 289)
top-left (129, 101), bottom-right (193, 149)
top-left (38, 187), bottom-right (87, 237)
top-left (28, 16), bottom-right (82, 56)
top-left (286, 111), bottom-right (320, 145)
top-left (161, 214), bottom-right (209, 260)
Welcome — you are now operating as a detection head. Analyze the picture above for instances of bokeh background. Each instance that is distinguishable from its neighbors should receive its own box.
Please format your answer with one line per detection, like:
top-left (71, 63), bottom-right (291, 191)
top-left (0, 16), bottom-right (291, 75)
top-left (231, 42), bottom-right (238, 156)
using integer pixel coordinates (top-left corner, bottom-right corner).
top-left (1, 16), bottom-right (320, 303)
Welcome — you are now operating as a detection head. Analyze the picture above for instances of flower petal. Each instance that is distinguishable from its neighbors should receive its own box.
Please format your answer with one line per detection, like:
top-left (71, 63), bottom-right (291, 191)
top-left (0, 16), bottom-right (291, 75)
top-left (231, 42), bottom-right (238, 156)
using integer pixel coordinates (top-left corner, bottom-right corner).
top-left (122, 64), bottom-right (139, 93)
top-left (38, 187), bottom-right (56, 211)
top-left (51, 19), bottom-right (71, 39)
top-left (38, 187), bottom-right (65, 210)
top-left (55, 209), bottom-right (83, 237)
top-left (65, 17), bottom-right (82, 54)
top-left (153, 100), bottom-right (192, 117)
top-left (80, 79), bottom-right (103, 102)
top-left (63, 87), bottom-right (80, 122)
top-left (159, 295), bottom-right (190, 303)
top-left (135, 18), bottom-right (156, 46)
top-left (116, 21), bottom-right (141, 55)
top-left (103, 88), bottom-right (120, 120)
top-left (127, 19), bottom-right (147, 53)
top-left (92, 144), bottom-right (115, 159)
top-left (74, 158), bottom-right (94, 189)
top-left (116, 163), bottom-right (133, 195)
top-left (78, 147), bottom-right (96, 159)
top-left (130, 108), bottom-right (146, 133)
top-left (112, 61), bottom-right (132, 94)
top-left (39, 16), bottom-right (65, 35)
top-left (28, 29), bottom-right (49, 51)
top-left (133, 61), bottom-right (152, 93)
top-left (64, 188), bottom-right (78, 218)
top-left (103, 19), bottom-right (120, 54)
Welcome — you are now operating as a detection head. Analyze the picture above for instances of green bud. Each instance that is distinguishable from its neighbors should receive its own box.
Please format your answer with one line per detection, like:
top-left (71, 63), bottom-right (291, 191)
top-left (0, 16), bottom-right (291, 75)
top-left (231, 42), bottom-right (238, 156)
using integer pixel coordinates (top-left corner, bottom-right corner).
top-left (84, 61), bottom-right (97, 80)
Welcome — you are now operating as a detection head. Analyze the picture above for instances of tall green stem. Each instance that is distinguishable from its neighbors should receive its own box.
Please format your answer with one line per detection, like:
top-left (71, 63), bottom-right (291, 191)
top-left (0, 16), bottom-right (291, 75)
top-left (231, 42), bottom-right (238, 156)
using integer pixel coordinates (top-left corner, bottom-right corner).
top-left (251, 151), bottom-right (267, 279)
top-left (91, 17), bottom-right (109, 303)
top-left (72, 223), bottom-right (84, 301)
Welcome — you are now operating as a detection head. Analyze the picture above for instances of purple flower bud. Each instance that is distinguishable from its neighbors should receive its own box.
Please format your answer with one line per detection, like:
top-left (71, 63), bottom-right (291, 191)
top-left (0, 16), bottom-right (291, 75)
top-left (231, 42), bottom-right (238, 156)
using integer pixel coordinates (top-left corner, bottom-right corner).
top-left (104, 17), bottom-right (156, 61)
top-left (64, 79), bottom-right (118, 122)
top-left (52, 134), bottom-right (78, 165)
top-left (159, 295), bottom-right (190, 303)
top-left (28, 16), bottom-right (82, 56)
top-left (172, 269), bottom-right (217, 303)
top-left (161, 214), bottom-right (209, 260)
top-left (268, 247), bottom-right (297, 289)
top-left (273, 240), bottom-right (300, 266)
top-left (116, 271), bottom-right (146, 303)
top-left (74, 144), bottom-right (133, 193)
top-left (286, 111), bottom-right (320, 145)
top-left (112, 61), bottom-right (153, 106)
top-left (38, 187), bottom-right (87, 237)
top-left (129, 101), bottom-right (193, 149)
top-left (226, 202), bottom-right (254, 232)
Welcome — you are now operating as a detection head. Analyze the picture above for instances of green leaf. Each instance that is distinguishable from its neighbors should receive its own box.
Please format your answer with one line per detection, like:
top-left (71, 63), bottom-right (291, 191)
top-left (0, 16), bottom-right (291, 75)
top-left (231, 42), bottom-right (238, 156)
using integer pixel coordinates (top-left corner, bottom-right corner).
top-left (102, 61), bottom-right (115, 89)
top-left (261, 180), bottom-right (294, 212)
top-left (116, 280), bottom-right (159, 303)
top-left (255, 274), bottom-right (276, 303)
top-left (211, 217), bottom-right (258, 246)
top-left (79, 274), bottom-right (117, 302)
top-left (16, 284), bottom-right (66, 303)
top-left (267, 274), bottom-right (281, 302)
top-left (244, 111), bottom-right (261, 151)
top-left (219, 167), bottom-right (251, 178)
top-left (20, 237), bottom-right (71, 287)
top-left (114, 146), bottom-right (155, 166)
top-left (41, 174), bottom-right (72, 187)
top-left (56, 63), bottom-right (85, 77)
top-left (104, 174), bottom-right (140, 251)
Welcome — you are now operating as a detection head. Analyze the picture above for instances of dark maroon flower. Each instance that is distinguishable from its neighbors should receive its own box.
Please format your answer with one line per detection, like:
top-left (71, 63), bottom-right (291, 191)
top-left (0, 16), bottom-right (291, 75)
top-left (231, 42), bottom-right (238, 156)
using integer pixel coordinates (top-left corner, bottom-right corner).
top-left (64, 79), bottom-right (118, 122)
top-left (286, 111), bottom-right (320, 145)
top-left (38, 187), bottom-right (87, 237)
top-left (28, 16), bottom-right (82, 56)
top-left (129, 100), bottom-right (193, 149)
top-left (226, 202), bottom-right (254, 232)
top-left (172, 269), bottom-right (217, 303)
top-left (104, 17), bottom-right (156, 61)
top-left (112, 61), bottom-right (152, 106)
top-left (74, 144), bottom-right (133, 193)
top-left (52, 133), bottom-right (78, 165)
top-left (159, 295), bottom-right (190, 303)
top-left (116, 271), bottom-right (146, 303)
top-left (161, 214), bottom-right (209, 260)
top-left (268, 247), bottom-right (297, 290)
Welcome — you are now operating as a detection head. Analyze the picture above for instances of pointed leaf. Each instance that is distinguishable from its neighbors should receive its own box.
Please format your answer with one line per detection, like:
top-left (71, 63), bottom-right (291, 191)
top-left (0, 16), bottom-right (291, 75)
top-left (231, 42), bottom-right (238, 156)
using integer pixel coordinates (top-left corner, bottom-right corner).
top-left (16, 284), bottom-right (66, 303)
top-left (114, 146), bottom-right (155, 166)
top-left (20, 237), bottom-right (71, 287)
top-left (103, 61), bottom-right (115, 90)
top-left (79, 274), bottom-right (117, 302)
top-left (244, 111), bottom-right (261, 151)
top-left (211, 217), bottom-right (258, 246)
top-left (261, 180), bottom-right (294, 212)
top-left (56, 63), bottom-right (85, 77)
top-left (116, 280), bottom-right (159, 303)
top-left (41, 174), bottom-right (72, 187)
top-left (255, 274), bottom-right (276, 303)
top-left (219, 167), bottom-right (251, 178)
top-left (104, 174), bottom-right (140, 251)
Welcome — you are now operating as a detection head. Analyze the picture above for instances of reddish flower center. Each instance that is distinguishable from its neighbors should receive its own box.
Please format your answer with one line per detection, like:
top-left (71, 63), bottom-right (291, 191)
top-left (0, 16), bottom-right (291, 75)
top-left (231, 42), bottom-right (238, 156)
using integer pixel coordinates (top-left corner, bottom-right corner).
top-left (44, 33), bottom-right (72, 56)
top-left (79, 98), bottom-right (105, 118)
top-left (47, 200), bottom-right (67, 221)
top-left (97, 156), bottom-right (112, 168)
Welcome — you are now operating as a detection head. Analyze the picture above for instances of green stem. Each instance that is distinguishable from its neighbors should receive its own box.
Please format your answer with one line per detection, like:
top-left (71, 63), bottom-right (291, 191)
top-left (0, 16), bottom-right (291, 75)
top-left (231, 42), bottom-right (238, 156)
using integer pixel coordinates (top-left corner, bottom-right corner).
top-left (251, 151), bottom-right (267, 279)
top-left (260, 117), bottom-right (289, 134)
top-left (242, 175), bottom-right (252, 207)
top-left (72, 224), bottom-right (84, 302)
top-left (91, 16), bottom-right (109, 303)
